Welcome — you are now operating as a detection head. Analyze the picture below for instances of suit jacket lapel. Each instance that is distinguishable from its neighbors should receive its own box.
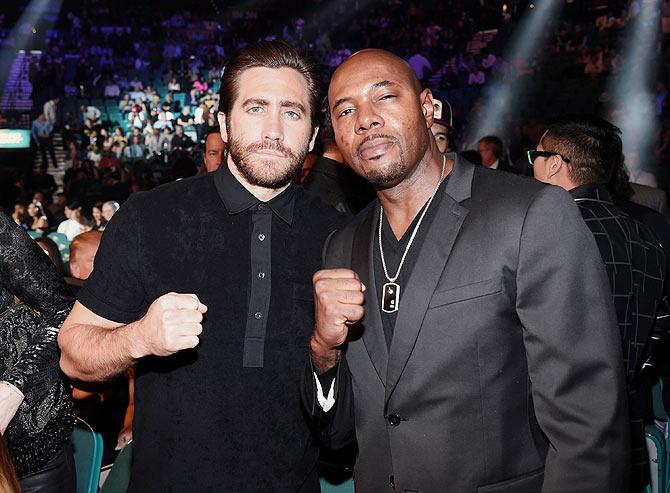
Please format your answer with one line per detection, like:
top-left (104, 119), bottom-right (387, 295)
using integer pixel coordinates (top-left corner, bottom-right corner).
top-left (351, 206), bottom-right (388, 384)
top-left (385, 155), bottom-right (474, 406)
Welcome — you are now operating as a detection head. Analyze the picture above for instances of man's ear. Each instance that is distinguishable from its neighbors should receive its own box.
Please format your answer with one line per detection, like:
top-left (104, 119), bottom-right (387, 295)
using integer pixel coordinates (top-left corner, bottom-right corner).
top-left (420, 88), bottom-right (435, 129)
top-left (308, 126), bottom-right (319, 153)
top-left (546, 155), bottom-right (563, 180)
top-left (217, 112), bottom-right (228, 142)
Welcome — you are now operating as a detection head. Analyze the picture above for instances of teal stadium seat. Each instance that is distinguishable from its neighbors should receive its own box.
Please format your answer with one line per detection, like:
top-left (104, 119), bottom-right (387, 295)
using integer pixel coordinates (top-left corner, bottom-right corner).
top-left (47, 231), bottom-right (70, 262)
top-left (71, 417), bottom-right (104, 493)
top-left (99, 442), bottom-right (133, 493)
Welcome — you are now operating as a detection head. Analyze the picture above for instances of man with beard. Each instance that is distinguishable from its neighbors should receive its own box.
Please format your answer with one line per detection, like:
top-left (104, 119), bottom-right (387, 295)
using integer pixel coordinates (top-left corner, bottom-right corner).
top-left (304, 49), bottom-right (627, 491)
top-left (58, 41), bottom-right (344, 492)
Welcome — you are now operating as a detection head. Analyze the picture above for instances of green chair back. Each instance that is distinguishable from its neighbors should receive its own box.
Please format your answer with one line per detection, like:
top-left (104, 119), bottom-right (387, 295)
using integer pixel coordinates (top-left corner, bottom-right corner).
top-left (100, 442), bottom-right (133, 493)
top-left (47, 231), bottom-right (70, 262)
top-left (71, 417), bottom-right (104, 493)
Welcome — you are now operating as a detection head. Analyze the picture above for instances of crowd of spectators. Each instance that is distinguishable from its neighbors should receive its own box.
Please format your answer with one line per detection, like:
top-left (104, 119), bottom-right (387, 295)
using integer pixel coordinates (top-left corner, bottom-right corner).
top-left (0, 0), bottom-right (668, 238)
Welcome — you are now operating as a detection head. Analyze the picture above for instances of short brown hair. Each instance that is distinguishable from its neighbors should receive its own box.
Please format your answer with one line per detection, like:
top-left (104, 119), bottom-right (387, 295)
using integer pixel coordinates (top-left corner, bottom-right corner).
top-left (218, 41), bottom-right (322, 128)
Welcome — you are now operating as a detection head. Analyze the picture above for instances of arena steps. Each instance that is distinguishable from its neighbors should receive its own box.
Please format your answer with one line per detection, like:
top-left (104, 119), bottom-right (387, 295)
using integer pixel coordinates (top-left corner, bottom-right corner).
top-left (33, 132), bottom-right (68, 192)
top-left (0, 50), bottom-right (39, 114)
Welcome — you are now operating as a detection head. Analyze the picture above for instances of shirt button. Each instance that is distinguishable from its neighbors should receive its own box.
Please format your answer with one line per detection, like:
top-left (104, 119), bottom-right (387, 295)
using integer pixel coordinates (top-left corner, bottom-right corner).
top-left (258, 203), bottom-right (266, 210)
top-left (258, 272), bottom-right (265, 279)
top-left (258, 233), bottom-right (265, 241)
top-left (254, 312), bottom-right (263, 319)
top-left (387, 414), bottom-right (401, 426)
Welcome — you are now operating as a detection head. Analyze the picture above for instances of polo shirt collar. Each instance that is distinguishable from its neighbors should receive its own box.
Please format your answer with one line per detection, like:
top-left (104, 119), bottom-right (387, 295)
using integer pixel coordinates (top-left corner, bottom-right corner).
top-left (214, 161), bottom-right (296, 225)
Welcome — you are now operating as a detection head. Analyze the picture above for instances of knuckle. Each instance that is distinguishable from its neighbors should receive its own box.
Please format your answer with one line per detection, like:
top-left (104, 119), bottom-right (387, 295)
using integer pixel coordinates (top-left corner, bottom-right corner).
top-left (161, 310), bottom-right (173, 324)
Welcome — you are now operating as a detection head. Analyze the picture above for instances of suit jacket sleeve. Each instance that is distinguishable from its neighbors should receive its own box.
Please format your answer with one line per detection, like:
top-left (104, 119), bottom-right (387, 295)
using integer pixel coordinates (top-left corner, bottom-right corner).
top-left (515, 186), bottom-right (629, 492)
top-left (301, 353), bottom-right (356, 449)
top-left (301, 228), bottom-right (357, 449)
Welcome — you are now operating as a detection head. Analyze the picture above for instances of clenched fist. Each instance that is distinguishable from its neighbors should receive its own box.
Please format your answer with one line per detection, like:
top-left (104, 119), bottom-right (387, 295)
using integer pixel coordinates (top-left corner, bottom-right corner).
top-left (133, 292), bottom-right (208, 358)
top-left (311, 269), bottom-right (365, 373)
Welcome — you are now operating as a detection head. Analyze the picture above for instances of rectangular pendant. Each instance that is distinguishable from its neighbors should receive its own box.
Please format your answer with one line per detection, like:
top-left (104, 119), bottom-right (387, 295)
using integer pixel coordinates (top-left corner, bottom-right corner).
top-left (381, 282), bottom-right (401, 313)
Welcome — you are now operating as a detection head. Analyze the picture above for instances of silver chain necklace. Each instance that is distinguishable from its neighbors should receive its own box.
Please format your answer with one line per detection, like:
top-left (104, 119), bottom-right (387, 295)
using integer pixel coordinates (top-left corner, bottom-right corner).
top-left (378, 155), bottom-right (446, 313)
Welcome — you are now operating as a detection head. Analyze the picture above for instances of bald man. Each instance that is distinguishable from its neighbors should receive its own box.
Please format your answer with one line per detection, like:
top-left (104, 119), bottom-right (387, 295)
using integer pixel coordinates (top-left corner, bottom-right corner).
top-left (303, 49), bottom-right (627, 492)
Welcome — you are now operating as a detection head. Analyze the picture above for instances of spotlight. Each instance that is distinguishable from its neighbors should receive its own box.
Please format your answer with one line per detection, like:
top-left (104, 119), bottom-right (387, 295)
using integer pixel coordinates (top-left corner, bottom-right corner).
top-left (464, 0), bottom-right (564, 147)
top-left (608, 0), bottom-right (662, 182)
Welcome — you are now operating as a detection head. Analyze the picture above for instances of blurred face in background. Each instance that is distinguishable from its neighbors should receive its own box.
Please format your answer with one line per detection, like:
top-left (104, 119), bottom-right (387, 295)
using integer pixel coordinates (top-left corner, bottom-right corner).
top-left (92, 206), bottom-right (103, 223)
top-left (27, 202), bottom-right (39, 218)
top-left (431, 122), bottom-right (449, 153)
top-left (102, 203), bottom-right (117, 221)
top-left (204, 132), bottom-right (226, 172)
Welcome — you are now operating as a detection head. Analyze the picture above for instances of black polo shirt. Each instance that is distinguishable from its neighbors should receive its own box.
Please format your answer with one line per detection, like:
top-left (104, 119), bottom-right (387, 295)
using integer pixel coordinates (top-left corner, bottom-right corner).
top-left (78, 164), bottom-right (345, 492)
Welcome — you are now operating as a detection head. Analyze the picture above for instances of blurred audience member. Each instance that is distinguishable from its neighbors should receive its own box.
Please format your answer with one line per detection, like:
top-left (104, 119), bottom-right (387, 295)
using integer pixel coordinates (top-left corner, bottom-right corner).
top-left (477, 135), bottom-right (515, 173)
top-left (203, 126), bottom-right (225, 172)
top-left (31, 114), bottom-right (57, 168)
top-left (101, 201), bottom-right (120, 222)
top-left (90, 202), bottom-right (107, 232)
top-left (57, 202), bottom-right (86, 241)
top-left (531, 115), bottom-right (666, 491)
top-left (302, 120), bottom-right (375, 215)
top-left (27, 202), bottom-right (49, 234)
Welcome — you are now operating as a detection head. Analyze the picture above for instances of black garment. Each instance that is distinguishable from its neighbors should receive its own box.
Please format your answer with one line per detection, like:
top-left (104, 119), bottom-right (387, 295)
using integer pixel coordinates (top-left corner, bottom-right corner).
top-left (495, 160), bottom-right (517, 174)
top-left (19, 443), bottom-right (76, 493)
top-left (0, 212), bottom-right (75, 478)
top-left (570, 184), bottom-right (665, 383)
top-left (570, 183), bottom-right (666, 492)
top-left (78, 164), bottom-right (345, 492)
top-left (303, 156), bottom-right (375, 215)
top-left (171, 133), bottom-right (194, 149)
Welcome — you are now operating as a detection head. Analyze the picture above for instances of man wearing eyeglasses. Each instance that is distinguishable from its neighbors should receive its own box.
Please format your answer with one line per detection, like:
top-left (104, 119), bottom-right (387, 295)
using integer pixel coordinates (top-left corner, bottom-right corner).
top-left (531, 115), bottom-right (666, 492)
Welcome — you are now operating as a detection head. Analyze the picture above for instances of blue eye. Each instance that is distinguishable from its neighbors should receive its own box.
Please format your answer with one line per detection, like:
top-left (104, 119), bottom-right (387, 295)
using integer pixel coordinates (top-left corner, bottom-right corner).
top-left (248, 106), bottom-right (263, 113)
top-left (285, 111), bottom-right (299, 119)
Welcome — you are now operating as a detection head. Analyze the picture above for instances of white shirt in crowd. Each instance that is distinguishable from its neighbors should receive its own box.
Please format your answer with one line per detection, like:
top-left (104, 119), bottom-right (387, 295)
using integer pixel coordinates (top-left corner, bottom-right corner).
top-left (57, 219), bottom-right (87, 241)
top-left (43, 99), bottom-right (57, 126)
top-left (104, 83), bottom-right (121, 98)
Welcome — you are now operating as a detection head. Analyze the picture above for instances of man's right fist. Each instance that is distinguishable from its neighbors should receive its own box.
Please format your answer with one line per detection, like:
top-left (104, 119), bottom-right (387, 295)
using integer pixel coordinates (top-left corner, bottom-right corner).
top-left (134, 292), bottom-right (208, 358)
top-left (312, 269), bottom-right (365, 351)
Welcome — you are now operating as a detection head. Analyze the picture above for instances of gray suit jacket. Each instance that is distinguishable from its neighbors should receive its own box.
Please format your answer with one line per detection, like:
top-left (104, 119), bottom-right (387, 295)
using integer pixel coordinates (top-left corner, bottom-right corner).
top-left (306, 156), bottom-right (629, 492)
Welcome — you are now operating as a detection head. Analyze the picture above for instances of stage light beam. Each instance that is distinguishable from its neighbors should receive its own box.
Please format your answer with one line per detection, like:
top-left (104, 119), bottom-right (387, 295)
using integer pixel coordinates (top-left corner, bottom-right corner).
top-left (464, 0), bottom-right (564, 148)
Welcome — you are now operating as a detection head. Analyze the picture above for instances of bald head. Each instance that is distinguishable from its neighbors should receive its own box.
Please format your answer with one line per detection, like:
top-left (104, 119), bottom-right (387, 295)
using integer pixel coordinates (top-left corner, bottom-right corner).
top-left (69, 231), bottom-right (102, 280)
top-left (330, 49), bottom-right (422, 103)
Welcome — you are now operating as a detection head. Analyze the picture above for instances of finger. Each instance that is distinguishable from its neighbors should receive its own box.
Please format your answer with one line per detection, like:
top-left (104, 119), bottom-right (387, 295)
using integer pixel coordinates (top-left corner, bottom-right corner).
top-left (177, 335), bottom-right (200, 350)
top-left (165, 293), bottom-right (208, 312)
top-left (334, 278), bottom-right (365, 292)
top-left (316, 277), bottom-right (364, 294)
top-left (174, 323), bottom-right (203, 336)
top-left (339, 290), bottom-right (365, 305)
top-left (345, 305), bottom-right (365, 323)
top-left (170, 310), bottom-right (204, 324)
top-left (313, 268), bottom-right (359, 283)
